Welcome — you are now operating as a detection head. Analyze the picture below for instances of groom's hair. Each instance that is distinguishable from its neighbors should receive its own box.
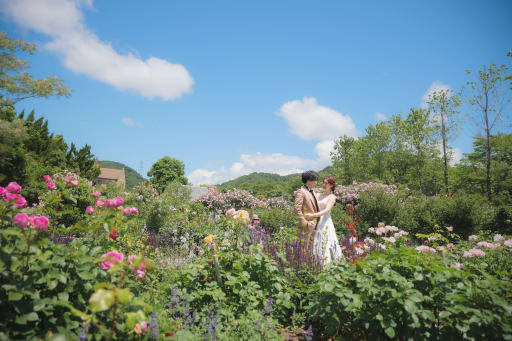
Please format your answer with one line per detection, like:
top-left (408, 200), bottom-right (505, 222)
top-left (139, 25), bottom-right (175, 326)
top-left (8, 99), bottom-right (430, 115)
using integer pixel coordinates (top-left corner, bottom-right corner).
top-left (302, 170), bottom-right (318, 184)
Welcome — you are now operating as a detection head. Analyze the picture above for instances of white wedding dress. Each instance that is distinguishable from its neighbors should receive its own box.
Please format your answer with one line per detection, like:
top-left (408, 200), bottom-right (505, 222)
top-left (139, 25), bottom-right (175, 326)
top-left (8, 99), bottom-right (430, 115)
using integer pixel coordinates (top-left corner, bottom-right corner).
top-left (313, 194), bottom-right (343, 265)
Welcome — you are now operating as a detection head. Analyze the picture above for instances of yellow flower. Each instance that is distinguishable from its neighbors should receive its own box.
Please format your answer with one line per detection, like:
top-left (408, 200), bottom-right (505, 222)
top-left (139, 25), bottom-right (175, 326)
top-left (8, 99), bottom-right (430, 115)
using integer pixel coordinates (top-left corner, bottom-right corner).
top-left (199, 265), bottom-right (204, 269)
top-left (204, 234), bottom-right (214, 244)
top-left (134, 323), bottom-right (142, 336)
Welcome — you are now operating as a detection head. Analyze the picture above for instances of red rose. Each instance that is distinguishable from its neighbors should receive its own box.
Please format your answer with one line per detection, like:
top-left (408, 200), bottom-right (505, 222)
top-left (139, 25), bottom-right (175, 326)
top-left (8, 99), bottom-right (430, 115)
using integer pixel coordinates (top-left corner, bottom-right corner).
top-left (166, 332), bottom-right (175, 337)
top-left (109, 229), bottom-right (118, 240)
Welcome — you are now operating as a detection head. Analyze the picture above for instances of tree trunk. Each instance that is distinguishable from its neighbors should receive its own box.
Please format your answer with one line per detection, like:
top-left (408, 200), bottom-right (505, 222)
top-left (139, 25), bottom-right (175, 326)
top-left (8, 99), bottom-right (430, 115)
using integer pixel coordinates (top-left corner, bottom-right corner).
top-left (441, 113), bottom-right (450, 195)
top-left (484, 92), bottom-right (492, 201)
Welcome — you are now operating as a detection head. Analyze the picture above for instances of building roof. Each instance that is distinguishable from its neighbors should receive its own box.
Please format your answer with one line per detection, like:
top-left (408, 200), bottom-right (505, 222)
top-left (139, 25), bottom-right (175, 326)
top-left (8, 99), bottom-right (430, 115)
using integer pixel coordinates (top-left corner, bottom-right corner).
top-left (98, 168), bottom-right (125, 181)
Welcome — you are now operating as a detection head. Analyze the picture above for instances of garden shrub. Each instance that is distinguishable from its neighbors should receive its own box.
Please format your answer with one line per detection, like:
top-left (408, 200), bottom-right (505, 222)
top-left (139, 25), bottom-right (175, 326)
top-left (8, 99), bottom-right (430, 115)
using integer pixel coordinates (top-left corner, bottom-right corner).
top-left (174, 245), bottom-right (294, 324)
top-left (356, 188), bottom-right (400, 230)
top-left (37, 171), bottom-right (96, 229)
top-left (254, 207), bottom-right (296, 234)
top-left (306, 246), bottom-right (512, 340)
top-left (0, 227), bottom-right (109, 340)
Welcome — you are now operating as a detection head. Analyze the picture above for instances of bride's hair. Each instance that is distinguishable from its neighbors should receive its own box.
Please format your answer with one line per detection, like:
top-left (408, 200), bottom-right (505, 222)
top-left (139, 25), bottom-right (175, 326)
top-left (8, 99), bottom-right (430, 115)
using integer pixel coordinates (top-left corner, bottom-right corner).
top-left (323, 176), bottom-right (336, 192)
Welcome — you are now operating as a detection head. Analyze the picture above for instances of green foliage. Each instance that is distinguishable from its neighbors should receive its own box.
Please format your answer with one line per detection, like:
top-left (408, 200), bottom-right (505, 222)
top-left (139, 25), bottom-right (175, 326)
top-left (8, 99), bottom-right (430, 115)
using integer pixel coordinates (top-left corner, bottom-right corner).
top-left (99, 160), bottom-right (145, 190)
top-left (37, 171), bottom-right (96, 230)
top-left (175, 246), bottom-right (294, 324)
top-left (0, 107), bottom-right (100, 203)
top-left (306, 246), bottom-right (512, 340)
top-left (147, 156), bottom-right (187, 192)
top-left (0, 31), bottom-right (70, 108)
top-left (0, 226), bottom-right (108, 340)
top-left (356, 189), bottom-right (401, 230)
top-left (253, 208), bottom-right (296, 234)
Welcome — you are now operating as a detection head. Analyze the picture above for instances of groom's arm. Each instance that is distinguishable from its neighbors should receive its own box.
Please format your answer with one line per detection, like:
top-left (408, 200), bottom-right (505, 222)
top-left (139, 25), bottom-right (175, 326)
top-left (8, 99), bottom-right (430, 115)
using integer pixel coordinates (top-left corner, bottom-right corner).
top-left (294, 190), bottom-right (308, 228)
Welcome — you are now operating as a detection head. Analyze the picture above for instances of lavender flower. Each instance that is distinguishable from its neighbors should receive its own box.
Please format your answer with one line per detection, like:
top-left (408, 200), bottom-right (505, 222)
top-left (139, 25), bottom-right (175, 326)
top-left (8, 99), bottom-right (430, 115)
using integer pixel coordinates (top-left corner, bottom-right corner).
top-left (149, 313), bottom-right (159, 339)
top-left (304, 325), bottom-right (313, 341)
top-left (263, 297), bottom-right (273, 315)
top-left (79, 323), bottom-right (90, 340)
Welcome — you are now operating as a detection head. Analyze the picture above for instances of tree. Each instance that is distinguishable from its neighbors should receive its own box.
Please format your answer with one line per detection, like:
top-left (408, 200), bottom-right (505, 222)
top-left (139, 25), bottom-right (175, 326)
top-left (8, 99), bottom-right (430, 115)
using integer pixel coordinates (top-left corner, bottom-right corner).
top-left (331, 135), bottom-right (358, 185)
top-left (505, 51), bottom-right (512, 90)
top-left (0, 31), bottom-right (70, 108)
top-left (465, 63), bottom-right (510, 200)
top-left (402, 108), bottom-right (440, 194)
top-left (147, 156), bottom-right (188, 192)
top-left (426, 89), bottom-right (462, 195)
top-left (454, 133), bottom-right (512, 204)
top-left (0, 106), bottom-right (100, 202)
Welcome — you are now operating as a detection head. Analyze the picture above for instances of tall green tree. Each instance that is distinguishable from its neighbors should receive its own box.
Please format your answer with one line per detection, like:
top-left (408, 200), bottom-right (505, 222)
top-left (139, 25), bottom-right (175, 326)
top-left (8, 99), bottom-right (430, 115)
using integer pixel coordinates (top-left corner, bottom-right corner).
top-left (426, 89), bottom-right (462, 195)
top-left (465, 63), bottom-right (510, 201)
top-left (147, 156), bottom-right (188, 192)
top-left (454, 133), bottom-right (512, 204)
top-left (505, 51), bottom-right (512, 90)
top-left (402, 108), bottom-right (439, 193)
top-left (0, 31), bottom-right (70, 108)
top-left (0, 107), bottom-right (100, 202)
top-left (331, 135), bottom-right (358, 185)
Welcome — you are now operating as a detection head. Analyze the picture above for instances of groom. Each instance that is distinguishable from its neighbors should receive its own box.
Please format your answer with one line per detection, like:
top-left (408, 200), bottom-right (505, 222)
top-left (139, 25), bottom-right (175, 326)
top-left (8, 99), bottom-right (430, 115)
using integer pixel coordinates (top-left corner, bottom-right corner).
top-left (294, 170), bottom-right (320, 247)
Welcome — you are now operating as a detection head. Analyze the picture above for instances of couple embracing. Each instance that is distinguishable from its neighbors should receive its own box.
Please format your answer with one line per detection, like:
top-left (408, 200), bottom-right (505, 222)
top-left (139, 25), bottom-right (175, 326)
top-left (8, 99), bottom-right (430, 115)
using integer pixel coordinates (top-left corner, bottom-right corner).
top-left (294, 170), bottom-right (343, 265)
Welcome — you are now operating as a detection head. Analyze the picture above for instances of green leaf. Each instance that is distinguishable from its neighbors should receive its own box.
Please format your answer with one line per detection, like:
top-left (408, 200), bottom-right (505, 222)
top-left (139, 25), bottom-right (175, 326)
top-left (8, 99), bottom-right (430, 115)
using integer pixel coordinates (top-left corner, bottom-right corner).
top-left (115, 288), bottom-right (134, 304)
top-left (439, 311), bottom-right (451, 319)
top-left (8, 291), bottom-right (23, 301)
top-left (385, 327), bottom-right (395, 338)
top-left (89, 289), bottom-right (115, 312)
top-left (125, 310), bottom-right (147, 329)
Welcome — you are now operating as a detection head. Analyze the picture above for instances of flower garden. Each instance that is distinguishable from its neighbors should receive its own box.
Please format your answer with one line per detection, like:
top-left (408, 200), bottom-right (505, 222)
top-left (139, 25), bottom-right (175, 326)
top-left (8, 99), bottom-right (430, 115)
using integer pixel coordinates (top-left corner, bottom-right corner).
top-left (1, 175), bottom-right (511, 341)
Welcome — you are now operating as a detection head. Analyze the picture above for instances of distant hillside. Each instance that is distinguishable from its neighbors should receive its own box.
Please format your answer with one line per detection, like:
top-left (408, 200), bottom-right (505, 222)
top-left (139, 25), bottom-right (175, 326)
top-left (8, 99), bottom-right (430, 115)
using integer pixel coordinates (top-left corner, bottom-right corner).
top-left (219, 172), bottom-right (299, 188)
top-left (99, 161), bottom-right (145, 189)
top-left (218, 166), bottom-right (335, 198)
top-left (219, 167), bottom-right (334, 188)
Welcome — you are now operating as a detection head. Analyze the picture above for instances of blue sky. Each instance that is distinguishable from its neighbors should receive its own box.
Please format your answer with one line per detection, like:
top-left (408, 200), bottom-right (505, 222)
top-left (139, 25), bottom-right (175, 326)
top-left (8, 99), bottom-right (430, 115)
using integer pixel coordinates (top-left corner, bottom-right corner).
top-left (1, 0), bottom-right (511, 184)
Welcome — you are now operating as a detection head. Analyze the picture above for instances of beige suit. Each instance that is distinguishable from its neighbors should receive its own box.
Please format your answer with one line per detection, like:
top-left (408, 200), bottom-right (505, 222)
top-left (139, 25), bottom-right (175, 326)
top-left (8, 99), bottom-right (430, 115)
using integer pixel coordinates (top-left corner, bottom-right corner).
top-left (294, 186), bottom-right (320, 246)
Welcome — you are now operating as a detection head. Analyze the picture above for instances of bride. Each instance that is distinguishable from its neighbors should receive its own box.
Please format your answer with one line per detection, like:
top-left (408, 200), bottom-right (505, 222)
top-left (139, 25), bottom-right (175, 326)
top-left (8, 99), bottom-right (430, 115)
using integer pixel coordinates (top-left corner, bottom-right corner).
top-left (306, 176), bottom-right (343, 264)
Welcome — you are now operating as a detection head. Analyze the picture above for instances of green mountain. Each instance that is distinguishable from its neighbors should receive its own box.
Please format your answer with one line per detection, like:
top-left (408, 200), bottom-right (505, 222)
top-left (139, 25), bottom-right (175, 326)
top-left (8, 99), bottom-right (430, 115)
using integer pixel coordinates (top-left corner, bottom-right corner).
top-left (98, 161), bottom-right (145, 189)
top-left (218, 166), bottom-right (334, 198)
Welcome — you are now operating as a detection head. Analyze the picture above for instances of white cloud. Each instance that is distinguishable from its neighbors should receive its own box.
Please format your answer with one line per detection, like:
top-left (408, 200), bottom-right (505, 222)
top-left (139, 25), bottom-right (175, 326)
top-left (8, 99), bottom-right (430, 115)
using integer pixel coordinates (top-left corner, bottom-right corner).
top-left (187, 169), bottom-right (226, 186)
top-left (187, 98), bottom-right (357, 185)
top-left (121, 117), bottom-right (141, 127)
top-left (375, 112), bottom-right (388, 121)
top-left (422, 81), bottom-right (451, 109)
top-left (436, 143), bottom-right (463, 166)
top-left (0, 0), bottom-right (194, 100)
top-left (277, 97), bottom-right (358, 140)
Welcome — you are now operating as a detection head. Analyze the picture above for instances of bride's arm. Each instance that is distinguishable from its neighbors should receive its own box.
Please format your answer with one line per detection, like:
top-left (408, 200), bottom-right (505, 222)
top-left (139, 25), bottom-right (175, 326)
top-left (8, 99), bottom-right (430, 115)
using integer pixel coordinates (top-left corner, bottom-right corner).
top-left (306, 195), bottom-right (336, 218)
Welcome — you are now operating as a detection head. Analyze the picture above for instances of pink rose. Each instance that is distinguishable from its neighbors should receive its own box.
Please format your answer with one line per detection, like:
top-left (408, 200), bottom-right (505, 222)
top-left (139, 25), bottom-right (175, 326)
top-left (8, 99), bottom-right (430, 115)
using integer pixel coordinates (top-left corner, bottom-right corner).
top-left (96, 200), bottom-right (104, 207)
top-left (43, 175), bottom-right (52, 182)
top-left (70, 180), bottom-right (79, 187)
top-left (130, 207), bottom-right (139, 215)
top-left (32, 216), bottom-right (50, 231)
top-left (446, 243), bottom-right (455, 248)
top-left (140, 321), bottom-right (148, 331)
top-left (226, 208), bottom-right (236, 217)
top-left (13, 213), bottom-right (30, 227)
top-left (104, 199), bottom-right (115, 208)
top-left (123, 208), bottom-right (131, 216)
top-left (46, 181), bottom-right (57, 190)
top-left (0, 186), bottom-right (5, 197)
top-left (86, 206), bottom-right (94, 214)
top-left (114, 196), bottom-right (124, 207)
top-left (5, 193), bottom-right (27, 208)
top-left (128, 255), bottom-right (146, 279)
top-left (65, 176), bottom-right (73, 183)
top-left (100, 251), bottom-right (124, 270)
top-left (6, 182), bottom-right (22, 194)
top-left (93, 189), bottom-right (101, 198)
top-left (446, 226), bottom-right (453, 232)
